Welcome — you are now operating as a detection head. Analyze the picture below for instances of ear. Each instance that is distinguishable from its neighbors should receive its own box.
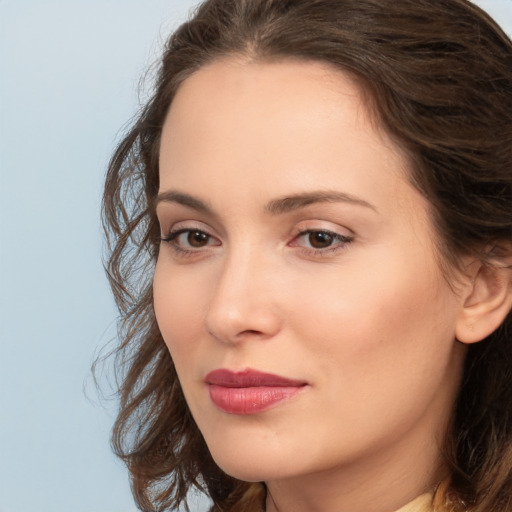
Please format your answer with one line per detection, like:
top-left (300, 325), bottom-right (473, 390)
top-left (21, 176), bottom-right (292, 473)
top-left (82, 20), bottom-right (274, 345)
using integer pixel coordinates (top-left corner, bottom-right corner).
top-left (455, 258), bottom-right (512, 344)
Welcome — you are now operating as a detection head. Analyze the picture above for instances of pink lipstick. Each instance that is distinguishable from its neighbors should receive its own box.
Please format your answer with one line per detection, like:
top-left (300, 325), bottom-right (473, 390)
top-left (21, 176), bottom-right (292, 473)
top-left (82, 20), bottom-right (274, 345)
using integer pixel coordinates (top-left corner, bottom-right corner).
top-left (205, 369), bottom-right (307, 415)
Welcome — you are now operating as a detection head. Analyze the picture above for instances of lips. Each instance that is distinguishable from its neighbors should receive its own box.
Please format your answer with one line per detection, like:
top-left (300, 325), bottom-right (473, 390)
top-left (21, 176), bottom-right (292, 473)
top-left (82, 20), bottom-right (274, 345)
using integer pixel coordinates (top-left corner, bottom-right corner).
top-left (205, 369), bottom-right (307, 415)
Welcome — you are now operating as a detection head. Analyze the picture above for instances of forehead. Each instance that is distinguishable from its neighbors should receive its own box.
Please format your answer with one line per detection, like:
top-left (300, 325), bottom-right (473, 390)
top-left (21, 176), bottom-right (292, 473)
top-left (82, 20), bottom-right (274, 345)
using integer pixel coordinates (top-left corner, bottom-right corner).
top-left (164, 58), bottom-right (376, 139)
top-left (159, 58), bottom-right (421, 220)
top-left (162, 59), bottom-right (404, 164)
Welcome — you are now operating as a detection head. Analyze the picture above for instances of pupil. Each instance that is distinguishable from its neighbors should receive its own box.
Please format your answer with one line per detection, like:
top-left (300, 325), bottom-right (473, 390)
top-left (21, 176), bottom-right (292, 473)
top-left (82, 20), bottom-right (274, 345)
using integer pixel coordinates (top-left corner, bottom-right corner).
top-left (188, 231), bottom-right (208, 247)
top-left (309, 232), bottom-right (333, 248)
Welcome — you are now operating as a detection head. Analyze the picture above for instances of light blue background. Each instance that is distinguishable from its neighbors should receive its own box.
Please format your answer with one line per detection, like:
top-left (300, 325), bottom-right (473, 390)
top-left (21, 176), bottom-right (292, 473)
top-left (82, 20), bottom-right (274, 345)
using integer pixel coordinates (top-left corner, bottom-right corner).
top-left (0, 2), bottom-right (510, 511)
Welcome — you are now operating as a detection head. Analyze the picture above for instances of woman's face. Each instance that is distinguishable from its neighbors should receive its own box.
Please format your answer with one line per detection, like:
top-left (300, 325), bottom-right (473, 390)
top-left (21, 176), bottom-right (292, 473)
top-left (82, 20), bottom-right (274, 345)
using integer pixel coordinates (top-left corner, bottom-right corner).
top-left (154, 59), bottom-right (467, 489)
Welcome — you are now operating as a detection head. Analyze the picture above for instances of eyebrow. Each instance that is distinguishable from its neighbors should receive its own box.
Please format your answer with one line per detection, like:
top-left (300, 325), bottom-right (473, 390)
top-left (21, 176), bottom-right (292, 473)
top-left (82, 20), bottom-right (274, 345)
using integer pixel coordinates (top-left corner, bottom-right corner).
top-left (265, 191), bottom-right (377, 214)
top-left (155, 190), bottom-right (377, 215)
top-left (156, 191), bottom-right (213, 214)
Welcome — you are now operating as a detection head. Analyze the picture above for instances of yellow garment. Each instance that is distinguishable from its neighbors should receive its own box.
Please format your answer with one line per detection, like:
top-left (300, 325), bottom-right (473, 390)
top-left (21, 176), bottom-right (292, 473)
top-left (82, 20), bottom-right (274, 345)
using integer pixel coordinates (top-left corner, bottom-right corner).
top-left (395, 493), bottom-right (433, 512)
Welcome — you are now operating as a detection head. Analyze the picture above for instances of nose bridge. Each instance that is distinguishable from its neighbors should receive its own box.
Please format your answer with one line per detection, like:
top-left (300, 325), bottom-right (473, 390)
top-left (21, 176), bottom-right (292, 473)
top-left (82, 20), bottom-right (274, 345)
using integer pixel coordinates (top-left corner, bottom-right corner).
top-left (205, 240), bottom-right (281, 343)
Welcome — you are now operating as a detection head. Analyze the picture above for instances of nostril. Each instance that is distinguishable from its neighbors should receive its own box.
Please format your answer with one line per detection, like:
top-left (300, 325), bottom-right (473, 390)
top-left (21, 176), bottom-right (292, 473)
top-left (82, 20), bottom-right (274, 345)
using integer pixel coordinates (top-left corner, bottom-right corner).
top-left (241, 329), bottom-right (264, 336)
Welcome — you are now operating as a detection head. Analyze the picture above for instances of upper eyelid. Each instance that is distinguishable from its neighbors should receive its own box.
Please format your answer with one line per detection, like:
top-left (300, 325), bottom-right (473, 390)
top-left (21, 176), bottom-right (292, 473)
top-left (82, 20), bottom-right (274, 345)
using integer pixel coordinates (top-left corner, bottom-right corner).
top-left (159, 219), bottom-right (354, 241)
top-left (155, 202), bottom-right (228, 231)
top-left (295, 228), bottom-right (352, 238)
top-left (160, 219), bottom-right (216, 235)
top-left (291, 220), bottom-right (354, 237)
top-left (155, 202), bottom-right (220, 233)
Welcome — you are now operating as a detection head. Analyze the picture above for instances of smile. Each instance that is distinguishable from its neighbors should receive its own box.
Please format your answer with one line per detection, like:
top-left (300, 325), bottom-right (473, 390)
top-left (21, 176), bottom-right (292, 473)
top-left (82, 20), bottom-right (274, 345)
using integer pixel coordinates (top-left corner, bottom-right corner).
top-left (205, 369), bottom-right (308, 415)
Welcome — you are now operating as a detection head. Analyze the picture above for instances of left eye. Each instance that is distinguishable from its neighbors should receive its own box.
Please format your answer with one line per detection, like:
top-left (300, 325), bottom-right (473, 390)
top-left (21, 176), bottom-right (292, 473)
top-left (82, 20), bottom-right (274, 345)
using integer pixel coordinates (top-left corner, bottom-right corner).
top-left (294, 230), bottom-right (353, 250)
top-left (161, 228), bottom-right (219, 250)
top-left (180, 230), bottom-right (212, 248)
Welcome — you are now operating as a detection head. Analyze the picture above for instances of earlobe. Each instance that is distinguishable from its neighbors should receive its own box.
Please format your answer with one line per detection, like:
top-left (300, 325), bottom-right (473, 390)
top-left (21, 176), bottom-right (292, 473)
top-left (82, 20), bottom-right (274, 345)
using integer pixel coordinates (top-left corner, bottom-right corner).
top-left (455, 259), bottom-right (512, 344)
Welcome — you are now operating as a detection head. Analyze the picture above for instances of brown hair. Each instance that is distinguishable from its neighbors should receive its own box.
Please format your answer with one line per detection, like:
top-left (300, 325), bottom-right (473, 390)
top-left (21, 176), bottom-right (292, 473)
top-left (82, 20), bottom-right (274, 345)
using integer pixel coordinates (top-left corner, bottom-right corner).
top-left (101, 1), bottom-right (512, 510)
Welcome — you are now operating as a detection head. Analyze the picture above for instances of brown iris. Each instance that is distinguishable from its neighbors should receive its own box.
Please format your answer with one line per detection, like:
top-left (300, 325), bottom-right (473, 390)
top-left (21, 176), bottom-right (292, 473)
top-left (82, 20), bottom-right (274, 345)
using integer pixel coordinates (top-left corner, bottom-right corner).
top-left (308, 231), bottom-right (334, 249)
top-left (187, 230), bottom-right (210, 247)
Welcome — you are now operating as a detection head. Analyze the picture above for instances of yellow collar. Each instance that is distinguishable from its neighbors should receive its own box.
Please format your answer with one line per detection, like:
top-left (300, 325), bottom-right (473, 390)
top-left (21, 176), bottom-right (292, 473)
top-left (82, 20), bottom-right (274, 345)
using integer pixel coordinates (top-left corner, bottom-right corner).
top-left (395, 493), bottom-right (433, 512)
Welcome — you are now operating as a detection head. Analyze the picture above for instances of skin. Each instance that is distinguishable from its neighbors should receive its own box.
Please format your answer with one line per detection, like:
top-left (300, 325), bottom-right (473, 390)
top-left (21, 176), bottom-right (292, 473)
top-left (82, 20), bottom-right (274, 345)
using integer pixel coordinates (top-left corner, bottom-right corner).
top-left (153, 58), bottom-right (470, 512)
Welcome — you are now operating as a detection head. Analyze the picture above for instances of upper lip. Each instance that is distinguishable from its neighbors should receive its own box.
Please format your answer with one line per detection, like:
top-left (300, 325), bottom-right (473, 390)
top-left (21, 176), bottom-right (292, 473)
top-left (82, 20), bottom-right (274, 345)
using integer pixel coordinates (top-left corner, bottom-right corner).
top-left (205, 368), bottom-right (307, 388)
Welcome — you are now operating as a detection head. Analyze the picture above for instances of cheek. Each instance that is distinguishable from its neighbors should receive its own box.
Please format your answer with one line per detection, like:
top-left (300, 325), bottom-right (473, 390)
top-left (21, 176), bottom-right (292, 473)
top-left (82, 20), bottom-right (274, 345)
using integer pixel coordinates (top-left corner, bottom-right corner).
top-left (153, 260), bottom-right (208, 365)
top-left (278, 258), bottom-right (462, 458)
top-left (290, 252), bottom-right (459, 391)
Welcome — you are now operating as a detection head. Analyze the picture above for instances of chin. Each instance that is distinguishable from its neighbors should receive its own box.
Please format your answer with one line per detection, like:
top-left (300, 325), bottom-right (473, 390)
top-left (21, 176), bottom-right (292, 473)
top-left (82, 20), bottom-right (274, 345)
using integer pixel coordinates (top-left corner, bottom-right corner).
top-left (211, 455), bottom-right (282, 483)
top-left (205, 437), bottom-right (298, 483)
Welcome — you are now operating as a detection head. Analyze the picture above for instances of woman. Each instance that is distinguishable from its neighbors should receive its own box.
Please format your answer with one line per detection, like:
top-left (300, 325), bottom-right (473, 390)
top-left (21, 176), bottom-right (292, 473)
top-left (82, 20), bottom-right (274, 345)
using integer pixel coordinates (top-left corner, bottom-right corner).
top-left (102, 0), bottom-right (512, 511)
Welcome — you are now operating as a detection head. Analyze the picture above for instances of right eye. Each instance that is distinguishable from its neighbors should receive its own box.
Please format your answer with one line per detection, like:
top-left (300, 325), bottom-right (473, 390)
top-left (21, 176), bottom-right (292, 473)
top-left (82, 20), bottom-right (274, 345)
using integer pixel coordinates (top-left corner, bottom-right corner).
top-left (160, 228), bottom-right (221, 253)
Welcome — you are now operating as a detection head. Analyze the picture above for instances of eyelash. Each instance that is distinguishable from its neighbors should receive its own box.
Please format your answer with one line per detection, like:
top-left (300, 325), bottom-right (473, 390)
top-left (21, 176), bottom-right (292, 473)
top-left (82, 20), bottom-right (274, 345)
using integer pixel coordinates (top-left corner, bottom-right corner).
top-left (291, 229), bottom-right (354, 256)
top-left (159, 228), bottom-right (220, 257)
top-left (159, 227), bottom-right (354, 258)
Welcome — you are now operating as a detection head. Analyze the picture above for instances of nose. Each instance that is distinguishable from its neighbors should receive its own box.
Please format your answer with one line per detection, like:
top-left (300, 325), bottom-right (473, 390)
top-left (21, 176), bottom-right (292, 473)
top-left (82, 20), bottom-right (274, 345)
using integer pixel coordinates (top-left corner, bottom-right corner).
top-left (205, 248), bottom-right (283, 345)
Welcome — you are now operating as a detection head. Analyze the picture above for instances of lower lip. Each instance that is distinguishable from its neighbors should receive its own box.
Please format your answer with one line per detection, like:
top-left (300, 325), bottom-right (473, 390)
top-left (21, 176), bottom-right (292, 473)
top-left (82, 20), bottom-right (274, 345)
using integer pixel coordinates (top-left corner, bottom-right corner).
top-left (208, 385), bottom-right (304, 414)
